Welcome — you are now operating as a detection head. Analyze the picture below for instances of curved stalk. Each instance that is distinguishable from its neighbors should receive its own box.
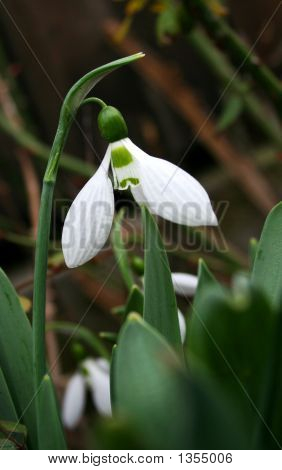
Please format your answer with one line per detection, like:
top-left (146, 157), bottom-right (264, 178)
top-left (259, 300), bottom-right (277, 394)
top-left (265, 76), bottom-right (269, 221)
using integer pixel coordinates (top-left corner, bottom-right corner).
top-left (31, 53), bottom-right (144, 445)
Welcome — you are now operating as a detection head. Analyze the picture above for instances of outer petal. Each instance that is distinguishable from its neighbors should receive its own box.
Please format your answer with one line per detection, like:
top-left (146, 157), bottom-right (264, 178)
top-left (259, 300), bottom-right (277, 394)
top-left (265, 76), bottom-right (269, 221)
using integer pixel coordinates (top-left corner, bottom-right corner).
top-left (125, 139), bottom-right (217, 226)
top-left (83, 358), bottom-right (111, 417)
top-left (62, 147), bottom-right (114, 267)
top-left (172, 272), bottom-right (198, 297)
top-left (178, 309), bottom-right (187, 344)
top-left (61, 372), bottom-right (86, 429)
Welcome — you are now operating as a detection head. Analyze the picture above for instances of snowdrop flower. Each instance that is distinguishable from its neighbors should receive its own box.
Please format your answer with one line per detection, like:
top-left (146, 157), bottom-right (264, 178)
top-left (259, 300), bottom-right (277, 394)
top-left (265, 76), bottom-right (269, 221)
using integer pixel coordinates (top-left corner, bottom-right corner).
top-left (171, 272), bottom-right (198, 297)
top-left (178, 309), bottom-right (186, 343)
top-left (62, 358), bottom-right (111, 429)
top-left (62, 105), bottom-right (217, 268)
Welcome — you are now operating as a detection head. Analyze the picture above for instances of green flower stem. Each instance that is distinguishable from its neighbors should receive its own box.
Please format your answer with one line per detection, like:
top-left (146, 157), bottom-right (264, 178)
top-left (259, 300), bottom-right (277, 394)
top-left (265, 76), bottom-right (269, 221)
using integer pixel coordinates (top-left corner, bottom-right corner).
top-left (81, 97), bottom-right (107, 108)
top-left (31, 53), bottom-right (144, 442)
top-left (32, 121), bottom-right (72, 390)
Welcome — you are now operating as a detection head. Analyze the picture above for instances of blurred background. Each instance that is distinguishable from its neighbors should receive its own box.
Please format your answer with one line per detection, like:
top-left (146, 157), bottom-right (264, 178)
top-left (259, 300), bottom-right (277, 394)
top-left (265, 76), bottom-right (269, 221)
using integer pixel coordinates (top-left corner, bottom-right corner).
top-left (0, 0), bottom-right (282, 448)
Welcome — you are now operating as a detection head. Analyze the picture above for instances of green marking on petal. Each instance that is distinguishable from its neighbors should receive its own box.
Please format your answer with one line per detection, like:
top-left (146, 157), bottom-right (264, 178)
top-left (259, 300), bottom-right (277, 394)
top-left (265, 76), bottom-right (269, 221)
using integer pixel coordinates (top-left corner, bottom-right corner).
top-left (120, 177), bottom-right (140, 188)
top-left (111, 146), bottom-right (133, 168)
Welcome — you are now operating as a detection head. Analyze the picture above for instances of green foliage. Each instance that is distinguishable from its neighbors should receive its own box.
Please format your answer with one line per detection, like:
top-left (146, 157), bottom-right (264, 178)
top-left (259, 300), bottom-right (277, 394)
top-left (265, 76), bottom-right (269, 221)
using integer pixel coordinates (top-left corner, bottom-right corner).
top-left (124, 284), bottom-right (144, 316)
top-left (188, 282), bottom-right (277, 447)
top-left (142, 207), bottom-right (182, 351)
top-left (252, 202), bottom-right (282, 309)
top-left (0, 369), bottom-right (18, 422)
top-left (37, 375), bottom-right (67, 450)
top-left (111, 209), bottom-right (135, 291)
top-left (0, 421), bottom-right (27, 450)
top-left (112, 314), bottom-right (244, 449)
top-left (47, 321), bottom-right (110, 360)
top-left (216, 93), bottom-right (244, 131)
top-left (0, 269), bottom-right (37, 448)
top-left (193, 258), bottom-right (223, 312)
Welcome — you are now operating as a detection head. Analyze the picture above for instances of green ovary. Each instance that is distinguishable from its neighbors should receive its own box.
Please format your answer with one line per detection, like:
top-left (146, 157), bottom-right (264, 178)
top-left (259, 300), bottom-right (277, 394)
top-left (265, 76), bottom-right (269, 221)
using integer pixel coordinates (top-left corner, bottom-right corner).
top-left (111, 146), bottom-right (133, 168)
top-left (120, 177), bottom-right (140, 188)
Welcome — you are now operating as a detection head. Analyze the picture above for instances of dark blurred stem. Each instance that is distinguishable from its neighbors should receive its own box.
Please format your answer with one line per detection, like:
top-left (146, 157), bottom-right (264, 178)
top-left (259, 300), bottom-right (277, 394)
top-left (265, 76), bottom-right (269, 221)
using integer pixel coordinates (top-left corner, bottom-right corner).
top-left (0, 110), bottom-right (95, 177)
top-left (187, 28), bottom-right (282, 148)
top-left (183, 0), bottom-right (282, 117)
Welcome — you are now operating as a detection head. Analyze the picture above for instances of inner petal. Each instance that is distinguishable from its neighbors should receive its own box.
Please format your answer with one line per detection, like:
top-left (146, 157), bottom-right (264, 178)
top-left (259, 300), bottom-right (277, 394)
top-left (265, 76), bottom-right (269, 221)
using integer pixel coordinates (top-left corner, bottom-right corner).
top-left (110, 141), bottom-right (140, 190)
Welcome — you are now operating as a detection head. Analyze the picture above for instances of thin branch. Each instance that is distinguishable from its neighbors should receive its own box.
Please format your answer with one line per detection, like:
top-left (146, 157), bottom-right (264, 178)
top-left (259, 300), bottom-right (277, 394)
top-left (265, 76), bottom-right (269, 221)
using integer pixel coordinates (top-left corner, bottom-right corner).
top-left (183, 0), bottom-right (282, 116)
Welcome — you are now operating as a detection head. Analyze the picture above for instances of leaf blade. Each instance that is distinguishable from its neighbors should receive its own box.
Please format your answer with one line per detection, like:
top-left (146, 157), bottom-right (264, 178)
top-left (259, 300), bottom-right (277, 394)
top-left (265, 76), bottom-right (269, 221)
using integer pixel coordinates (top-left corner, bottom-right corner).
top-left (0, 269), bottom-right (37, 448)
top-left (142, 207), bottom-right (181, 350)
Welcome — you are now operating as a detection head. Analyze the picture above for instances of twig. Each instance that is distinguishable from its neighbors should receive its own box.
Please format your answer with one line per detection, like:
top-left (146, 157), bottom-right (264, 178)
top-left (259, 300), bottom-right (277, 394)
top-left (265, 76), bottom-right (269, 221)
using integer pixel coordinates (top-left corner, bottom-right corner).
top-left (187, 28), bottom-right (282, 148)
top-left (183, 0), bottom-right (282, 116)
top-left (0, 110), bottom-right (95, 177)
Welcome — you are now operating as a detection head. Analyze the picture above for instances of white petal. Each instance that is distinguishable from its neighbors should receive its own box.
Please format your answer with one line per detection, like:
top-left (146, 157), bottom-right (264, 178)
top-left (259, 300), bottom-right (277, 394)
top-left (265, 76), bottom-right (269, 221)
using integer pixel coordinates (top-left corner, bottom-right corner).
top-left (61, 372), bottom-right (86, 429)
top-left (178, 309), bottom-right (187, 344)
top-left (62, 147), bottom-right (114, 267)
top-left (172, 272), bottom-right (198, 296)
top-left (125, 139), bottom-right (217, 226)
top-left (83, 358), bottom-right (112, 417)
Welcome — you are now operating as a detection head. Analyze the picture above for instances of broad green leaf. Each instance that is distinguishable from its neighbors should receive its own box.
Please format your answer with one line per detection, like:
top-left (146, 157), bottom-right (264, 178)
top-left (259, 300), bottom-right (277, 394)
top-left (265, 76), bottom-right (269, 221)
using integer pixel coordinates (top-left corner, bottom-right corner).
top-left (0, 368), bottom-right (18, 422)
top-left (37, 374), bottom-right (66, 450)
top-left (0, 269), bottom-right (37, 448)
top-left (47, 321), bottom-right (110, 360)
top-left (252, 202), bottom-right (282, 309)
top-left (188, 283), bottom-right (275, 443)
top-left (142, 207), bottom-right (181, 350)
top-left (111, 208), bottom-right (134, 291)
top-left (113, 314), bottom-right (244, 449)
top-left (124, 284), bottom-right (144, 316)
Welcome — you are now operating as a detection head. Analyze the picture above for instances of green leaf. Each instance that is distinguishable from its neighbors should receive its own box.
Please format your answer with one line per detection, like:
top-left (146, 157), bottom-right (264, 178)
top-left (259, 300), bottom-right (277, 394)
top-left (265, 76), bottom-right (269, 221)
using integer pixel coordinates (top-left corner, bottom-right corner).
top-left (188, 283), bottom-right (275, 443)
top-left (112, 314), bottom-right (244, 449)
top-left (193, 258), bottom-right (223, 311)
top-left (156, 3), bottom-right (182, 43)
top-left (124, 284), bottom-right (144, 316)
top-left (111, 208), bottom-right (135, 291)
top-left (142, 207), bottom-right (182, 350)
top-left (47, 321), bottom-right (110, 360)
top-left (253, 302), bottom-right (282, 449)
top-left (0, 368), bottom-right (18, 422)
top-left (0, 269), bottom-right (37, 448)
top-left (217, 93), bottom-right (244, 132)
top-left (252, 202), bottom-right (282, 309)
top-left (45, 53), bottom-right (144, 180)
top-left (37, 374), bottom-right (67, 450)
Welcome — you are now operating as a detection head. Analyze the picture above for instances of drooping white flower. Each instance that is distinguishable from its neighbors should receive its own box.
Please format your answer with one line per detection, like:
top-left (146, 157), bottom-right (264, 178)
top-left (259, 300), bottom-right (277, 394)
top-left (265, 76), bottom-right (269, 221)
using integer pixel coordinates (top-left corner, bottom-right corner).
top-left (171, 272), bottom-right (198, 296)
top-left (178, 309), bottom-right (186, 343)
top-left (83, 358), bottom-right (111, 417)
top-left (61, 372), bottom-right (86, 429)
top-left (62, 106), bottom-right (217, 268)
top-left (61, 357), bottom-right (111, 429)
